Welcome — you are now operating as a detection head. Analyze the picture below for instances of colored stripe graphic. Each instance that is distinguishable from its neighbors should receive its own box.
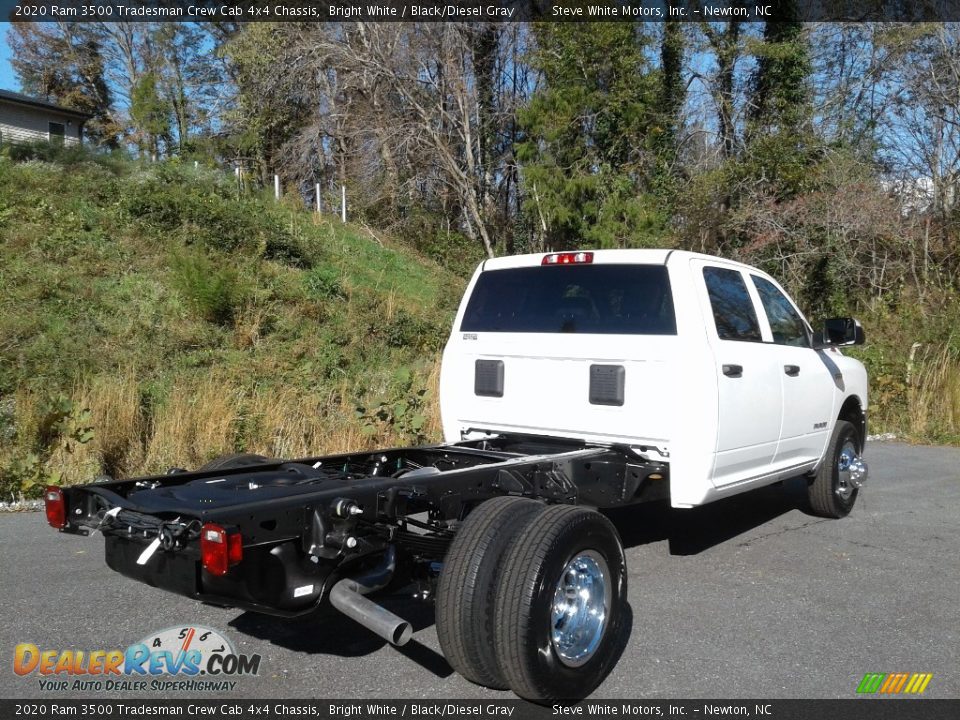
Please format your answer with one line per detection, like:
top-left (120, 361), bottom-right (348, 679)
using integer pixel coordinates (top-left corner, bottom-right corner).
top-left (857, 673), bottom-right (885, 693)
top-left (879, 673), bottom-right (899, 693)
top-left (883, 673), bottom-right (909, 693)
top-left (858, 672), bottom-right (932, 694)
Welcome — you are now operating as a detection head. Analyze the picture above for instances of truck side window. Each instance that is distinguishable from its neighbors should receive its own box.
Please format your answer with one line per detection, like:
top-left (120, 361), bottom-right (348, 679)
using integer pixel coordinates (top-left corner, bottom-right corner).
top-left (751, 276), bottom-right (810, 347)
top-left (702, 267), bottom-right (762, 342)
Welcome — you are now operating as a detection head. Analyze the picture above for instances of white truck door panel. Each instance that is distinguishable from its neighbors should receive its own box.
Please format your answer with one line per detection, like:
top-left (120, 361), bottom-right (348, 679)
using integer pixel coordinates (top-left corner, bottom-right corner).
top-left (695, 262), bottom-right (782, 487)
top-left (775, 347), bottom-right (835, 463)
top-left (749, 274), bottom-right (835, 466)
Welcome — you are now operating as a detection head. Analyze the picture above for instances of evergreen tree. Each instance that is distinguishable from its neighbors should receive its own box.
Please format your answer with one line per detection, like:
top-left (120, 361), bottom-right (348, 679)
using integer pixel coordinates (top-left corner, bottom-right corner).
top-left (518, 23), bottom-right (666, 250)
top-left (749, 8), bottom-right (810, 136)
top-left (741, 6), bottom-right (818, 200)
top-left (654, 19), bottom-right (685, 203)
top-left (130, 72), bottom-right (172, 159)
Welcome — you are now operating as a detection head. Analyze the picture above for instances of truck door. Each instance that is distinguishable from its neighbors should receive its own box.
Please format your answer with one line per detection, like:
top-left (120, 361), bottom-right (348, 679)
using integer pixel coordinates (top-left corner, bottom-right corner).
top-left (696, 262), bottom-right (783, 488)
top-left (749, 274), bottom-right (835, 467)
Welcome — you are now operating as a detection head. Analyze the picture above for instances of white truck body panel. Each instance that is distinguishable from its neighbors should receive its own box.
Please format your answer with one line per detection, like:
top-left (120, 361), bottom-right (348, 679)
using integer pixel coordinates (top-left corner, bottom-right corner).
top-left (439, 250), bottom-right (868, 509)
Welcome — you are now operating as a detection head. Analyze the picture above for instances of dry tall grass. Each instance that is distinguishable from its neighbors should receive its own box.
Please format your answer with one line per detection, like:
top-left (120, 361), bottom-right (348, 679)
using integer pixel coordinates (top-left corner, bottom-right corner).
top-left (51, 371), bottom-right (146, 480)
top-left (29, 356), bottom-right (446, 483)
top-left (143, 377), bottom-right (242, 472)
top-left (906, 344), bottom-right (960, 439)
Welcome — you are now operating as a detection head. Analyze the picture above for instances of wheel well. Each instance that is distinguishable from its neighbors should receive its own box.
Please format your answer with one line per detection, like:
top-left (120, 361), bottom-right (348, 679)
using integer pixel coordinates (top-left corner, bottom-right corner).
top-left (838, 396), bottom-right (866, 450)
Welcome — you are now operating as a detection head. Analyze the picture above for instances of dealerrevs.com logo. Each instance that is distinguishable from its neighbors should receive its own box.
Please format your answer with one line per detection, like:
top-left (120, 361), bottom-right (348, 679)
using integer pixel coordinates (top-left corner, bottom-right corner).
top-left (13, 625), bottom-right (261, 693)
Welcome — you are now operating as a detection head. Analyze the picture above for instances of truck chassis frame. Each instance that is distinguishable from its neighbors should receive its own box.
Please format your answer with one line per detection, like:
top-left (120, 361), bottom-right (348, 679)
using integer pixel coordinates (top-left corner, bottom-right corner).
top-left (57, 434), bottom-right (667, 618)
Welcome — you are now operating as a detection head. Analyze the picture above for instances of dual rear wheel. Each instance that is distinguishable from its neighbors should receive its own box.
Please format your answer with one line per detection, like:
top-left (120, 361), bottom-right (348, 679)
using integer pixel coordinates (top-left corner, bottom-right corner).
top-left (435, 496), bottom-right (627, 701)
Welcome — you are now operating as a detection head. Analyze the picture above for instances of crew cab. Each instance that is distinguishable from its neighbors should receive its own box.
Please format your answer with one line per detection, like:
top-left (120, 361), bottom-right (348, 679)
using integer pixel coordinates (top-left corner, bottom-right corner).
top-left (45, 249), bottom-right (868, 701)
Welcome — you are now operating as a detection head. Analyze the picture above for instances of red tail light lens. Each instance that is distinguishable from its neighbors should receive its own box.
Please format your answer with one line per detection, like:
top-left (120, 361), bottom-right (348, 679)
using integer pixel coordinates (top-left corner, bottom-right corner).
top-left (542, 251), bottom-right (594, 265)
top-left (201, 523), bottom-right (242, 576)
top-left (44, 486), bottom-right (66, 529)
top-left (228, 532), bottom-right (243, 565)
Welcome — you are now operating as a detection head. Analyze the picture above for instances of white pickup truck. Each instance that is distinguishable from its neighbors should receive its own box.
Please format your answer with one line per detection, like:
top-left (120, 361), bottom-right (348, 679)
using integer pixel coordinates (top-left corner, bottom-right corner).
top-left (49, 249), bottom-right (867, 702)
top-left (441, 248), bottom-right (868, 516)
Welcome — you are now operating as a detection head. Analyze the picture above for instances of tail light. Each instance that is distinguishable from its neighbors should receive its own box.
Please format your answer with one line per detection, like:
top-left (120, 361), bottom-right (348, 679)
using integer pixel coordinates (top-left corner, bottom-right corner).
top-left (542, 251), bottom-right (593, 266)
top-left (44, 486), bottom-right (66, 529)
top-left (201, 523), bottom-right (243, 576)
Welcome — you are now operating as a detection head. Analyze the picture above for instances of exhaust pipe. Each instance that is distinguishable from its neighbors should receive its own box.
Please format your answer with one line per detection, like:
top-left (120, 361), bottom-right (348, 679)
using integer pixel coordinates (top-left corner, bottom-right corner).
top-left (329, 547), bottom-right (413, 646)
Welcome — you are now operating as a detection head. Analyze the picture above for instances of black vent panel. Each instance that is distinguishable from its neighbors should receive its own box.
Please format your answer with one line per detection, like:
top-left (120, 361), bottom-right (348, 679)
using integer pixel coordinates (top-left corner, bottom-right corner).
top-left (475, 359), bottom-right (504, 397)
top-left (589, 365), bottom-right (625, 406)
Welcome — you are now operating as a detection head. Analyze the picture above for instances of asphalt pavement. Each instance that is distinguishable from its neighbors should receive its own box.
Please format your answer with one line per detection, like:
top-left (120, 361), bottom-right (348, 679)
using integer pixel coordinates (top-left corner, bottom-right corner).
top-left (1, 441), bottom-right (957, 700)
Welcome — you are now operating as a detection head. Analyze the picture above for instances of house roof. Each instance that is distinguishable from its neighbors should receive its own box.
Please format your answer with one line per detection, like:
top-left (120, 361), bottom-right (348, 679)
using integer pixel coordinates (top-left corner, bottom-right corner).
top-left (0, 89), bottom-right (93, 121)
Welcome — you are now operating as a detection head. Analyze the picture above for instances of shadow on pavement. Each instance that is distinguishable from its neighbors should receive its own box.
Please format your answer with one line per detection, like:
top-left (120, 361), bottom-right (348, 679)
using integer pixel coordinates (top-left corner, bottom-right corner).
top-left (604, 475), bottom-right (811, 555)
top-left (229, 590), bottom-right (454, 676)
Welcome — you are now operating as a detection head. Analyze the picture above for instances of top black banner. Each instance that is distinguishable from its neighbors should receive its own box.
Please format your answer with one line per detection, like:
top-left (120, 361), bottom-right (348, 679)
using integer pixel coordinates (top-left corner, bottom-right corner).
top-left (5, 0), bottom-right (960, 23)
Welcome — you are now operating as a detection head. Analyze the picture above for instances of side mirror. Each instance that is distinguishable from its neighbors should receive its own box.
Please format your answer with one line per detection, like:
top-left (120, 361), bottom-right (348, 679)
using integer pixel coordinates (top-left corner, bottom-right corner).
top-left (814, 317), bottom-right (865, 349)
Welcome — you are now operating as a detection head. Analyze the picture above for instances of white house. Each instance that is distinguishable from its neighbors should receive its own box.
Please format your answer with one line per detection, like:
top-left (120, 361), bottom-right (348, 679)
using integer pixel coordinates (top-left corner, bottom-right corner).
top-left (0, 89), bottom-right (91, 146)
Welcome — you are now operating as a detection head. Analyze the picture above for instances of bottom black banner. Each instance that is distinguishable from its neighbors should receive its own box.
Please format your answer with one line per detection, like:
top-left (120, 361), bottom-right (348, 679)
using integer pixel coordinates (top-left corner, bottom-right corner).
top-left (2, 699), bottom-right (959, 720)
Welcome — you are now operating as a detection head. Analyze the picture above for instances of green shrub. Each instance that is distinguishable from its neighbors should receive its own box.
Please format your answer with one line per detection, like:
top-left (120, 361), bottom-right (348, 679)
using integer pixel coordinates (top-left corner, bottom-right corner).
top-left (385, 310), bottom-right (447, 352)
top-left (122, 162), bottom-right (314, 267)
top-left (6, 140), bottom-right (92, 166)
top-left (170, 252), bottom-right (245, 326)
top-left (355, 367), bottom-right (429, 444)
top-left (0, 396), bottom-right (93, 500)
top-left (304, 265), bottom-right (346, 301)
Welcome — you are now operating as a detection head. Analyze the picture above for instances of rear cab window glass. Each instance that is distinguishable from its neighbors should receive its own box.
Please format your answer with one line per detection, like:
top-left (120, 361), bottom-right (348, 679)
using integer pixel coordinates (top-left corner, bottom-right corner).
top-left (460, 264), bottom-right (676, 335)
top-left (752, 275), bottom-right (810, 347)
top-left (702, 267), bottom-right (762, 342)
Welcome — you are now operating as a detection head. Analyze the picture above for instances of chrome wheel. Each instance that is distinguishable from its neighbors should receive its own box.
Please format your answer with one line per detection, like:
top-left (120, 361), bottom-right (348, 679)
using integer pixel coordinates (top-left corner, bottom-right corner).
top-left (550, 550), bottom-right (611, 668)
top-left (836, 440), bottom-right (866, 501)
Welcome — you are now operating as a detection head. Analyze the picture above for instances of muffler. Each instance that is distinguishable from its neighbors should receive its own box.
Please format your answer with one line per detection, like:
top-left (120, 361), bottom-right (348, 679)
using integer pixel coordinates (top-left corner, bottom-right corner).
top-left (329, 547), bottom-right (412, 646)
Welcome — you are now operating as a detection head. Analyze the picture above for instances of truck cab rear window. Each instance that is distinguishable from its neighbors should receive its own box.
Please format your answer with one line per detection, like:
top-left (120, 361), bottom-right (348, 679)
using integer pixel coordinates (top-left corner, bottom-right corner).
top-left (460, 265), bottom-right (676, 334)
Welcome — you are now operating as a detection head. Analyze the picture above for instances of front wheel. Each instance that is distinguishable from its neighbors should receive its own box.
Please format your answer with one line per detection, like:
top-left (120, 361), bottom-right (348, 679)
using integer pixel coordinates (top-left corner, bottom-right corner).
top-left (808, 420), bottom-right (866, 518)
top-left (493, 505), bottom-right (628, 701)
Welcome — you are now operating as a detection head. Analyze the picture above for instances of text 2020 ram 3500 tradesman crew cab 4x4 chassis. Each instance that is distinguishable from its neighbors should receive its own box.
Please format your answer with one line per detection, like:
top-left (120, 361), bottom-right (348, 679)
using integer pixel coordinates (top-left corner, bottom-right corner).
top-left (46, 250), bottom-right (868, 700)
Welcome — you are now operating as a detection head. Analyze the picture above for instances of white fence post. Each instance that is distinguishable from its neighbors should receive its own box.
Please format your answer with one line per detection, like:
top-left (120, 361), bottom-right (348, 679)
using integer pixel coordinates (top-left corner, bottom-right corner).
top-left (341, 185), bottom-right (347, 223)
top-left (274, 174), bottom-right (281, 201)
top-left (316, 183), bottom-right (322, 215)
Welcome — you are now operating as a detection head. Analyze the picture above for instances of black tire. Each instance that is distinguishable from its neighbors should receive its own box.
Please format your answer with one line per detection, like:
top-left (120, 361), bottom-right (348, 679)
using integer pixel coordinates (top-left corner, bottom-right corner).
top-left (198, 453), bottom-right (272, 471)
top-left (808, 420), bottom-right (862, 518)
top-left (494, 505), bottom-right (627, 701)
top-left (435, 496), bottom-right (544, 689)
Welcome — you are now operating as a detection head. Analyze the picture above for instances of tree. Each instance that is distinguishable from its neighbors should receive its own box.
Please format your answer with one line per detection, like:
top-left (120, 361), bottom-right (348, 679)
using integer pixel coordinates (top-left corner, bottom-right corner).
top-left (129, 72), bottom-right (171, 159)
top-left (8, 22), bottom-right (118, 146)
top-left (222, 23), bottom-right (314, 184)
top-left (748, 10), bottom-right (810, 136)
top-left (518, 23), bottom-right (665, 250)
top-left (150, 23), bottom-right (224, 154)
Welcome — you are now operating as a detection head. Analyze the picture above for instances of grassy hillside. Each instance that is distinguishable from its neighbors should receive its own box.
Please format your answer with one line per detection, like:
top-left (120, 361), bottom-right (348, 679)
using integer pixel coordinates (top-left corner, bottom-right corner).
top-left (0, 148), bottom-right (467, 499)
